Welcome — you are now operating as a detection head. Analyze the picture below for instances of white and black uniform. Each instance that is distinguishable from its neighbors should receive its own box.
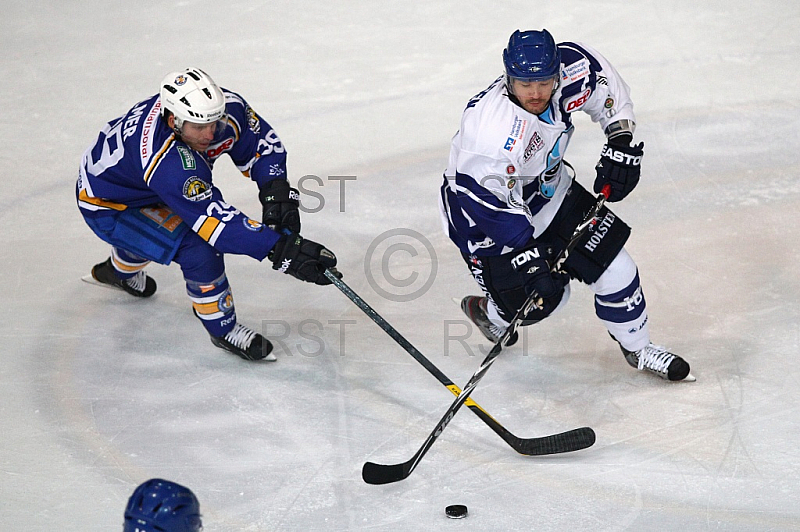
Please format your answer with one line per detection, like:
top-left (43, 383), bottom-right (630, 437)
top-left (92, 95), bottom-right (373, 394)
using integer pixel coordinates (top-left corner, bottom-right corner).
top-left (439, 41), bottom-right (650, 351)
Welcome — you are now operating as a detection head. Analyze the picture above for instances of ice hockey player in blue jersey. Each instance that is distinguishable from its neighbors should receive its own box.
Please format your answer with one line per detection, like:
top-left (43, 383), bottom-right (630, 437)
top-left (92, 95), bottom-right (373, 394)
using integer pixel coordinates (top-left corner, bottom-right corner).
top-left (440, 30), bottom-right (693, 381)
top-left (77, 68), bottom-right (340, 362)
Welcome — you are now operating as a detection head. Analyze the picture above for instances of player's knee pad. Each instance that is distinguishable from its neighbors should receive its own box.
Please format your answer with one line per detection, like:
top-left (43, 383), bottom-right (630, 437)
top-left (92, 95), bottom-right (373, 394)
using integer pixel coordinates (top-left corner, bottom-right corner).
top-left (186, 273), bottom-right (236, 337)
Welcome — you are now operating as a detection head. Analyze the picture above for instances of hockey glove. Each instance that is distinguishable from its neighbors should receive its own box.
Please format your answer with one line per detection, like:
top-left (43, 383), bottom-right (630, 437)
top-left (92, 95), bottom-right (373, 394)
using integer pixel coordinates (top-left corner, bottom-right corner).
top-left (269, 232), bottom-right (340, 285)
top-left (259, 179), bottom-right (301, 234)
top-left (509, 243), bottom-right (569, 316)
top-left (594, 140), bottom-right (644, 202)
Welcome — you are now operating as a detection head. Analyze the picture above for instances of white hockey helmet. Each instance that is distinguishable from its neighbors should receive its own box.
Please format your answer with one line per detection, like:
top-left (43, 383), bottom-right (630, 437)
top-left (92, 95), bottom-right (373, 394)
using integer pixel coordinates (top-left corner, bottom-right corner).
top-left (160, 68), bottom-right (226, 128)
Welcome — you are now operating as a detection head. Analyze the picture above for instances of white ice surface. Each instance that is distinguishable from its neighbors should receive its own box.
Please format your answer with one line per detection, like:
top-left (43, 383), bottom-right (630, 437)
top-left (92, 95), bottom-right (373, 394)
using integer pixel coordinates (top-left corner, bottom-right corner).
top-left (2, 1), bottom-right (800, 530)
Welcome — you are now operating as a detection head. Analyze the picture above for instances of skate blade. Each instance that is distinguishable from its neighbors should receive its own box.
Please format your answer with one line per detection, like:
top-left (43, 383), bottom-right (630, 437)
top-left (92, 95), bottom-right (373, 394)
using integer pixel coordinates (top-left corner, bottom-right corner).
top-left (682, 373), bottom-right (697, 382)
top-left (81, 274), bottom-right (122, 291)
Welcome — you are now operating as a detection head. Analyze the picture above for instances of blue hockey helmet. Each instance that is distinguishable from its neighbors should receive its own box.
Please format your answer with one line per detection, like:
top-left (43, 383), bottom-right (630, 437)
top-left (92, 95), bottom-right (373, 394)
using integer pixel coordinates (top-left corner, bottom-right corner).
top-left (503, 29), bottom-right (561, 82)
top-left (123, 479), bottom-right (202, 532)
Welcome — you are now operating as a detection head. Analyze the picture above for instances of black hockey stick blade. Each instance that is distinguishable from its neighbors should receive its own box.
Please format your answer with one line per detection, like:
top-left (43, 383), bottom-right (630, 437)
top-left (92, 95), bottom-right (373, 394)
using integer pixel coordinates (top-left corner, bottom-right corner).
top-left (362, 426), bottom-right (595, 485)
top-left (362, 460), bottom-right (412, 485)
top-left (516, 426), bottom-right (595, 455)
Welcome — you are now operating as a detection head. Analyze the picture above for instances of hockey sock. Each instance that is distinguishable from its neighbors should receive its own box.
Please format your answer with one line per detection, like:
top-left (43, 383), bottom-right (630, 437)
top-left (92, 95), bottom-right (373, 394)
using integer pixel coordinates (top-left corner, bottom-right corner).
top-left (110, 247), bottom-right (151, 280)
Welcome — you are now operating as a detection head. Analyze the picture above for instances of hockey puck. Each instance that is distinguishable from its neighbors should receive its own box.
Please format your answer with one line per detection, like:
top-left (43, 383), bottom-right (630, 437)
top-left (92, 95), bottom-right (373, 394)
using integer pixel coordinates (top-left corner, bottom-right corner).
top-left (445, 504), bottom-right (468, 519)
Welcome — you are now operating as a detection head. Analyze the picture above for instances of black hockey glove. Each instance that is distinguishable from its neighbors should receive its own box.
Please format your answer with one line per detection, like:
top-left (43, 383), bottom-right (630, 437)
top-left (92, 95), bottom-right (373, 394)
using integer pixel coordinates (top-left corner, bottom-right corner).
top-left (269, 232), bottom-right (340, 285)
top-left (259, 179), bottom-right (301, 234)
top-left (509, 243), bottom-right (569, 315)
top-left (594, 140), bottom-right (644, 202)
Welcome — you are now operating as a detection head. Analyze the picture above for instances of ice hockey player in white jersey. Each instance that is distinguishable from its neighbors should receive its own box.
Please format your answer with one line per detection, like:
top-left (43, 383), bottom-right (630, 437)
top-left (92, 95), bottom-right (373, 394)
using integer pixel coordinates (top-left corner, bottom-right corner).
top-left (440, 30), bottom-right (693, 381)
top-left (77, 68), bottom-right (340, 362)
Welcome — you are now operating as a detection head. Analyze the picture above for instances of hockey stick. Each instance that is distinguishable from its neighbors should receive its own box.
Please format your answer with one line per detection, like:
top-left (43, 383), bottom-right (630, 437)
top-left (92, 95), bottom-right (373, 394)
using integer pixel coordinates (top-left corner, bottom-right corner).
top-left (324, 269), bottom-right (595, 456)
top-left (361, 186), bottom-right (610, 485)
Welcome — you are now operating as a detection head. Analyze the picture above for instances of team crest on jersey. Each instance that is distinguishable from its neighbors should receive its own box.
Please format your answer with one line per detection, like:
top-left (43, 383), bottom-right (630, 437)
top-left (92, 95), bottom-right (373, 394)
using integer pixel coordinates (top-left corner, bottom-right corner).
top-left (246, 105), bottom-right (261, 134)
top-left (174, 75), bottom-right (187, 86)
top-left (243, 218), bottom-right (264, 231)
top-left (182, 177), bottom-right (213, 202)
top-left (176, 145), bottom-right (196, 170)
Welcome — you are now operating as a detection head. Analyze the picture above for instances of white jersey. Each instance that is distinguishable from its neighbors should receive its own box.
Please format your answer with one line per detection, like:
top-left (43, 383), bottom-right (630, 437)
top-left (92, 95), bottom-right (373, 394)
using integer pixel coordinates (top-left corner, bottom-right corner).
top-left (439, 41), bottom-right (635, 256)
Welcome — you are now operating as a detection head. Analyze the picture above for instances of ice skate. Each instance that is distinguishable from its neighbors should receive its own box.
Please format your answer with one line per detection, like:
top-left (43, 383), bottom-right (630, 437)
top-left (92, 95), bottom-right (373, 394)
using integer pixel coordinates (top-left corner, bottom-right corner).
top-left (621, 342), bottom-right (695, 382)
top-left (82, 258), bottom-right (157, 298)
top-left (210, 322), bottom-right (276, 362)
top-left (460, 295), bottom-right (518, 346)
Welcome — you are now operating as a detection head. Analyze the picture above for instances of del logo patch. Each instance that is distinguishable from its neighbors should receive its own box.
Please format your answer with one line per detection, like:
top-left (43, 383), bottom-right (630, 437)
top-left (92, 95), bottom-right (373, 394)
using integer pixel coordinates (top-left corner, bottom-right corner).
top-left (182, 177), bottom-right (213, 202)
top-left (176, 145), bottom-right (196, 170)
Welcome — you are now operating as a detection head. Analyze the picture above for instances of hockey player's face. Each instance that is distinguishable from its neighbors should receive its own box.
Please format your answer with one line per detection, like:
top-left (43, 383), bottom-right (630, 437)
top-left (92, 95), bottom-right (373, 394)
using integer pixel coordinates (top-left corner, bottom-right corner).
top-left (511, 78), bottom-right (556, 115)
top-left (180, 121), bottom-right (218, 152)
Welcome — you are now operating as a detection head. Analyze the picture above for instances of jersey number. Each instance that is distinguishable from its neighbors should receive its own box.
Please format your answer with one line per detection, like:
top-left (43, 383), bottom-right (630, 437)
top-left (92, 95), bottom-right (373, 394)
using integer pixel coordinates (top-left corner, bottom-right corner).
top-left (86, 119), bottom-right (125, 175)
top-left (206, 200), bottom-right (240, 222)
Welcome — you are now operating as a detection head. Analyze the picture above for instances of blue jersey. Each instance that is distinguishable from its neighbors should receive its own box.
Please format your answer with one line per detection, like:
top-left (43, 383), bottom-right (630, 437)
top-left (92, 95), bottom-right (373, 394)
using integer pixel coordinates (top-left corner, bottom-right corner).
top-left (439, 42), bottom-right (636, 256)
top-left (77, 89), bottom-right (288, 261)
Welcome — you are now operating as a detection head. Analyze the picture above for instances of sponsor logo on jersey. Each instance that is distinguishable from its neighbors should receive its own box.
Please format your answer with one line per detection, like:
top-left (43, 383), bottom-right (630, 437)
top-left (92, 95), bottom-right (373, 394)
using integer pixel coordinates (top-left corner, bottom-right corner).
top-left (522, 131), bottom-right (545, 163)
top-left (561, 59), bottom-right (590, 84)
top-left (504, 116), bottom-right (527, 152)
top-left (509, 116), bottom-right (527, 139)
top-left (176, 145), bottom-right (196, 170)
top-left (182, 177), bottom-right (213, 202)
top-left (604, 98), bottom-right (614, 109)
top-left (140, 101), bottom-right (161, 167)
top-left (140, 206), bottom-right (184, 231)
top-left (506, 164), bottom-right (516, 175)
top-left (507, 178), bottom-right (516, 189)
top-left (246, 105), bottom-right (261, 134)
top-left (243, 218), bottom-right (264, 231)
top-left (206, 137), bottom-right (234, 159)
top-left (565, 88), bottom-right (592, 112)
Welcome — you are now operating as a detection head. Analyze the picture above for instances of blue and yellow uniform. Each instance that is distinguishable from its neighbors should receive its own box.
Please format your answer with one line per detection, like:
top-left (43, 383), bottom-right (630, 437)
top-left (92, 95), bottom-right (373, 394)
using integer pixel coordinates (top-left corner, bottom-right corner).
top-left (77, 88), bottom-right (289, 337)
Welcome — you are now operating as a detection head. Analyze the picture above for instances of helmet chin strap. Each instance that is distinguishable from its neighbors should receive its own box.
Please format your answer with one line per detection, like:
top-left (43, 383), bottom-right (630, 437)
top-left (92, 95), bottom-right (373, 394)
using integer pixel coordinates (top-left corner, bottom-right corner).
top-left (164, 112), bottom-right (185, 136)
